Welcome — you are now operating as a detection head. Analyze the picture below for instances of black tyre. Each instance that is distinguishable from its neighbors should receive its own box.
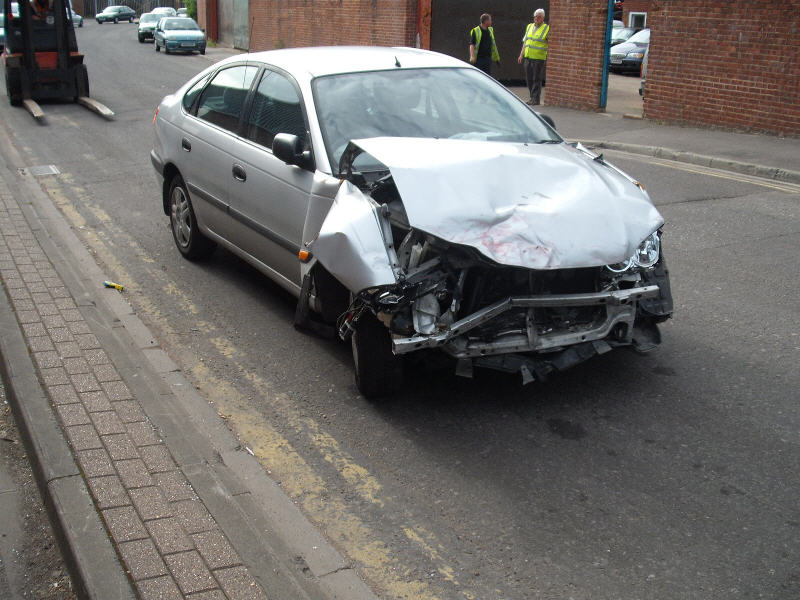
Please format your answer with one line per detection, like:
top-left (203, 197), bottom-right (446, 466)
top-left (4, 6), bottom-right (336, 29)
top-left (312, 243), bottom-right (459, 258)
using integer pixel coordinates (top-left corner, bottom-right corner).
top-left (154, 40), bottom-right (160, 51)
top-left (168, 175), bottom-right (215, 260)
top-left (200, 48), bottom-right (205, 55)
top-left (5, 67), bottom-right (22, 106)
top-left (138, 35), bottom-right (144, 43)
top-left (351, 311), bottom-right (403, 398)
top-left (74, 64), bottom-right (89, 100)
top-left (114, 17), bottom-right (118, 23)
top-left (128, 17), bottom-right (133, 23)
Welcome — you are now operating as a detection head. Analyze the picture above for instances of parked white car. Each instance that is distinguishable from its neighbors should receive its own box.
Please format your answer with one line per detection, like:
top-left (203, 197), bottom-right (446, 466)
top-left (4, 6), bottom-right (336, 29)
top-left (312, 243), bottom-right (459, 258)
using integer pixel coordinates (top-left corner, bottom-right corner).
top-left (151, 46), bottom-right (673, 397)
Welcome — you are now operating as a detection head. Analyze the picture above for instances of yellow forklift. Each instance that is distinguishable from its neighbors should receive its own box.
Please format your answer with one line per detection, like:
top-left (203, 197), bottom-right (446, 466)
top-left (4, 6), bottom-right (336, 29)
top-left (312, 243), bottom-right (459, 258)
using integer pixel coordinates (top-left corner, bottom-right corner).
top-left (2, 0), bottom-right (112, 119)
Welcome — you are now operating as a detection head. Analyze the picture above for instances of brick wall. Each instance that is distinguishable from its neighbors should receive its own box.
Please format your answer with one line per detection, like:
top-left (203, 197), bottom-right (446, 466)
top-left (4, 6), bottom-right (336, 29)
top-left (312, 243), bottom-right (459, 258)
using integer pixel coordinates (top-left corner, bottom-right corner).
top-left (249, 0), bottom-right (418, 51)
top-left (645, 1), bottom-right (800, 136)
top-left (621, 0), bottom-right (651, 26)
top-left (545, 0), bottom-right (608, 111)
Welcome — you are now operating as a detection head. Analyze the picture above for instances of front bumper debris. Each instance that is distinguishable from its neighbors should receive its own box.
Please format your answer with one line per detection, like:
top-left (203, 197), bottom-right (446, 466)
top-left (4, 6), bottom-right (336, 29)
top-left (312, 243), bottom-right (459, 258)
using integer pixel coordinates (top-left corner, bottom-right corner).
top-left (392, 284), bottom-right (660, 357)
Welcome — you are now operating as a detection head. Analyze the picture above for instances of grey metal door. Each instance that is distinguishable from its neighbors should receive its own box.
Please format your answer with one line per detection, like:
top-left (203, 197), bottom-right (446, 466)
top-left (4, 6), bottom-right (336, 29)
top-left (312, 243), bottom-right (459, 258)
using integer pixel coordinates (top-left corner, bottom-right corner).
top-left (233, 0), bottom-right (248, 50)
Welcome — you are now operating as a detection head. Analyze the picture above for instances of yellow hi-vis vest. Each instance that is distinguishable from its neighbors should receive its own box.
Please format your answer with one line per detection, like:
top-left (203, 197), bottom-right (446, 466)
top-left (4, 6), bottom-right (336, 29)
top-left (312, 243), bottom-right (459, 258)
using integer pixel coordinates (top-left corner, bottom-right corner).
top-left (471, 26), bottom-right (500, 62)
top-left (523, 22), bottom-right (549, 60)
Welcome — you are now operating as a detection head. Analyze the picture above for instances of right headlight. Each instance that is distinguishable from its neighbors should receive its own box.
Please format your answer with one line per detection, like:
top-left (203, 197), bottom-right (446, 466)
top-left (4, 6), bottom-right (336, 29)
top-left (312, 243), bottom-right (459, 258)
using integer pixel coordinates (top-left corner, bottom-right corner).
top-left (606, 232), bottom-right (661, 272)
top-left (632, 231), bottom-right (660, 268)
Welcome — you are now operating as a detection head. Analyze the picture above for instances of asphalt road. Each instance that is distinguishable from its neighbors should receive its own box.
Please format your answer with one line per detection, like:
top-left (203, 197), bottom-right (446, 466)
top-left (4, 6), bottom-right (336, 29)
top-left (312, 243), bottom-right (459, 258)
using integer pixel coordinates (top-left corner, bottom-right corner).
top-left (2, 23), bottom-right (799, 599)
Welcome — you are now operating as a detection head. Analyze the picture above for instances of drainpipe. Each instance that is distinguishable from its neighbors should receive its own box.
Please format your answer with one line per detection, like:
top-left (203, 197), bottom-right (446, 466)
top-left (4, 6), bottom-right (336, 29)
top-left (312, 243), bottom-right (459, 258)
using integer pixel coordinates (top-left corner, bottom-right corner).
top-left (600, 0), bottom-right (614, 108)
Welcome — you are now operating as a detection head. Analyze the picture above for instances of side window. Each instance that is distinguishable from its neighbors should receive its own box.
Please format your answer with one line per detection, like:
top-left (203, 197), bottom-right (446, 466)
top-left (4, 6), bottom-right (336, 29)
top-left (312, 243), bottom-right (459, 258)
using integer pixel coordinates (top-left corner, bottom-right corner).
top-left (183, 74), bottom-right (211, 113)
top-left (245, 71), bottom-right (307, 149)
top-left (196, 65), bottom-right (258, 133)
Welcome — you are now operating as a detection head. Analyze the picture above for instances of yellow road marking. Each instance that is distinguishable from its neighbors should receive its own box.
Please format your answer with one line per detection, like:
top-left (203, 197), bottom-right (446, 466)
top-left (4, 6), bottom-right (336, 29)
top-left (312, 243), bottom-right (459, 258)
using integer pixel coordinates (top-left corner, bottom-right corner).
top-left (38, 174), bottom-right (472, 599)
top-left (605, 150), bottom-right (800, 194)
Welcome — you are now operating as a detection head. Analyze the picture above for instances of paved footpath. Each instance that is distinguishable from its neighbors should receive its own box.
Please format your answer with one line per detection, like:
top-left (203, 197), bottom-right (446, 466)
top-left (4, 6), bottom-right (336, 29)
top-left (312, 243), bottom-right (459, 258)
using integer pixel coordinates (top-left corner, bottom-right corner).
top-left (0, 141), bottom-right (375, 598)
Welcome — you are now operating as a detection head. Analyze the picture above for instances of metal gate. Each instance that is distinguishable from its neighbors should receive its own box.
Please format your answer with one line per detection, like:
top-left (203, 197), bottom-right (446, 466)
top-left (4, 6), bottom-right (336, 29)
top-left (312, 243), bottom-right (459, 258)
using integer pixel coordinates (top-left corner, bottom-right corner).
top-left (233, 0), bottom-right (248, 50)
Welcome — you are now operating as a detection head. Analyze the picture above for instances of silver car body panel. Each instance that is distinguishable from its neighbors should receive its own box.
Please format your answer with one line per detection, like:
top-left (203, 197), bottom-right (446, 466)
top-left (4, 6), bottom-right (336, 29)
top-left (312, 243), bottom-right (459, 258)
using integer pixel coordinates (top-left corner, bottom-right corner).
top-left (343, 137), bottom-right (664, 271)
top-left (310, 181), bottom-right (397, 292)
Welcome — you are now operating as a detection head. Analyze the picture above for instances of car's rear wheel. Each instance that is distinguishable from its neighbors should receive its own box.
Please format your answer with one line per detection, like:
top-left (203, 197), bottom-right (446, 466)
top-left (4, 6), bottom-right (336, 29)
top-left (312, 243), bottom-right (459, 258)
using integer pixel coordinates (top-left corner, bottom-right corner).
top-left (351, 311), bottom-right (403, 398)
top-left (138, 35), bottom-right (144, 43)
top-left (168, 175), bottom-right (215, 260)
top-left (128, 17), bottom-right (133, 23)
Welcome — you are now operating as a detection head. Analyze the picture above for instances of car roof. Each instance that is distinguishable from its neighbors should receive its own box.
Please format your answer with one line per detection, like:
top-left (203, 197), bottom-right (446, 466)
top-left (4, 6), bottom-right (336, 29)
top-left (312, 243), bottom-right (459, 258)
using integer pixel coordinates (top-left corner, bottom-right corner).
top-left (214, 46), bottom-right (468, 81)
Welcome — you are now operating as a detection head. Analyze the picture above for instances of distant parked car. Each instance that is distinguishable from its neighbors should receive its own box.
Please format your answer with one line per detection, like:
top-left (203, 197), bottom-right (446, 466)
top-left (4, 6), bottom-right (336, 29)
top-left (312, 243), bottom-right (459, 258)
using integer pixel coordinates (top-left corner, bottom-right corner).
top-left (138, 12), bottom-right (160, 42)
top-left (154, 17), bottom-right (205, 54)
top-left (70, 8), bottom-right (83, 27)
top-left (96, 5), bottom-right (136, 23)
top-left (639, 46), bottom-right (649, 97)
top-left (176, 7), bottom-right (187, 16)
top-left (151, 6), bottom-right (177, 17)
top-left (1, 2), bottom-right (20, 50)
top-left (609, 28), bottom-right (650, 74)
top-left (609, 26), bottom-right (635, 46)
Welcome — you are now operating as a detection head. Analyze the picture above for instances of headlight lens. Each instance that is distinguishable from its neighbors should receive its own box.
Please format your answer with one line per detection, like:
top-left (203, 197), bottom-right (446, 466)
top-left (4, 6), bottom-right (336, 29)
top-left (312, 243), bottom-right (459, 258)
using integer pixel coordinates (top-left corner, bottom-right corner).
top-left (606, 232), bottom-right (661, 272)
top-left (627, 52), bottom-right (644, 59)
top-left (632, 232), bottom-right (660, 268)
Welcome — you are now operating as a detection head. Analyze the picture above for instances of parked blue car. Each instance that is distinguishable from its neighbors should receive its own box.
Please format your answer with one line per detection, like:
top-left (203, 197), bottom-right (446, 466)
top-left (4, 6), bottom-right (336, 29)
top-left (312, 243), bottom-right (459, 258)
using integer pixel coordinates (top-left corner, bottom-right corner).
top-left (610, 28), bottom-right (650, 74)
top-left (153, 17), bottom-right (205, 55)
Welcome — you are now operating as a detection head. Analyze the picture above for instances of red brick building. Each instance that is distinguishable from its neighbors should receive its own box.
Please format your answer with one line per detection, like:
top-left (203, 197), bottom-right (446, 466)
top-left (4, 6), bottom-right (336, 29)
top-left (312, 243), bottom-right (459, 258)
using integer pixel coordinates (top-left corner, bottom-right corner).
top-left (196, 0), bottom-right (800, 136)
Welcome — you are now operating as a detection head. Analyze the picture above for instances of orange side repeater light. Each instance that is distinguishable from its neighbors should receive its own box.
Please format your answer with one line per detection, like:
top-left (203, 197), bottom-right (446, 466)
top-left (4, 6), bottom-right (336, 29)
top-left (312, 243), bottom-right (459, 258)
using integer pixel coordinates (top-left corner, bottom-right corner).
top-left (298, 250), bottom-right (311, 262)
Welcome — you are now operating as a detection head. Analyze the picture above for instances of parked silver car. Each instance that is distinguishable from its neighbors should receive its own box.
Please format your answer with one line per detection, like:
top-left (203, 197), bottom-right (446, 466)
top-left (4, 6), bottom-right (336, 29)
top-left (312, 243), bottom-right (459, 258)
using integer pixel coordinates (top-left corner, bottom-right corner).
top-left (151, 47), bottom-right (673, 397)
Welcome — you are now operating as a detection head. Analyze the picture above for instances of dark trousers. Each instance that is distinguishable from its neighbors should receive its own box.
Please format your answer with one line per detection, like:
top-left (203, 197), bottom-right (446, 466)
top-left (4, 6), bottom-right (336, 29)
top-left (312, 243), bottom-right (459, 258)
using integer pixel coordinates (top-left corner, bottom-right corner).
top-left (524, 58), bottom-right (546, 104)
top-left (475, 55), bottom-right (492, 76)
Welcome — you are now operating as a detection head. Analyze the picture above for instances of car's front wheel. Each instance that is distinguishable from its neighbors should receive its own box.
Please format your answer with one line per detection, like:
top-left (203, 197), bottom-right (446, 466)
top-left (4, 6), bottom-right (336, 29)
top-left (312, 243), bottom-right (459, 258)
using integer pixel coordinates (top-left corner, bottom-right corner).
top-left (113, 17), bottom-right (118, 23)
top-left (168, 175), bottom-right (215, 260)
top-left (351, 311), bottom-right (403, 398)
top-left (128, 17), bottom-right (133, 23)
top-left (154, 40), bottom-right (160, 51)
top-left (138, 35), bottom-right (144, 43)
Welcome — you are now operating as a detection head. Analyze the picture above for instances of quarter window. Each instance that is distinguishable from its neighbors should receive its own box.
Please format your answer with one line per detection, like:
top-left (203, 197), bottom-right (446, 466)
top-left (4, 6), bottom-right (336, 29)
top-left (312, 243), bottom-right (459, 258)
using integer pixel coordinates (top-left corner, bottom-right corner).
top-left (245, 71), bottom-right (306, 149)
top-left (183, 73), bottom-right (211, 112)
top-left (196, 65), bottom-right (259, 133)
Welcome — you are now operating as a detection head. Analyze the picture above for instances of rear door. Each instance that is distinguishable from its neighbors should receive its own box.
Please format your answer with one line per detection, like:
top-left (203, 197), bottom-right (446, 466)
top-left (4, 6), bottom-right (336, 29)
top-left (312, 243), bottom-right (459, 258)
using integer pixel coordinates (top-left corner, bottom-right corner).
top-left (226, 68), bottom-right (314, 290)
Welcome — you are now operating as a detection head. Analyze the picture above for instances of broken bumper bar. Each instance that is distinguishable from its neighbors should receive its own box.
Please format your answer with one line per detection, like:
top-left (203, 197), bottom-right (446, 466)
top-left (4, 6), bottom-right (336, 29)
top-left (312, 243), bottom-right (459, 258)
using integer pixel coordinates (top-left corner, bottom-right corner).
top-left (391, 284), bottom-right (661, 357)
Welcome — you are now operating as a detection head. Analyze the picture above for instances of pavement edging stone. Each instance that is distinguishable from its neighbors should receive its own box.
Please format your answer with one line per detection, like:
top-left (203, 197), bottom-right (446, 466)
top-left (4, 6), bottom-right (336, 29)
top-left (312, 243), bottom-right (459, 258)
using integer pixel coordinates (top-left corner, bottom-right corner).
top-left (578, 140), bottom-right (800, 185)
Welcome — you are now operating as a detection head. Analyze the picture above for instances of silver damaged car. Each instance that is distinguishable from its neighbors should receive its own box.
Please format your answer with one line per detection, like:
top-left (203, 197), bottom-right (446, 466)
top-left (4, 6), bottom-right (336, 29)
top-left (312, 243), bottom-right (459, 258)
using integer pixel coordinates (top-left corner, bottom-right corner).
top-left (151, 46), bottom-right (673, 398)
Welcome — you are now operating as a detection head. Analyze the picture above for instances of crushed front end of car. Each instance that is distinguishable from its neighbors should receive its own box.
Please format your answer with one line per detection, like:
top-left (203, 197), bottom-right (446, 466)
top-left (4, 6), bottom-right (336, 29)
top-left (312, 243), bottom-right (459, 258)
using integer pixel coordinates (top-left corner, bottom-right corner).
top-left (307, 137), bottom-right (673, 397)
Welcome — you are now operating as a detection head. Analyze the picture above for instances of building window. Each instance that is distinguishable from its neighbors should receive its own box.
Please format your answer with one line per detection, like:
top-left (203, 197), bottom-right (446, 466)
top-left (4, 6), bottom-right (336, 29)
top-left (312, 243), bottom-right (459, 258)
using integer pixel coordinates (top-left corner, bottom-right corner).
top-left (629, 12), bottom-right (647, 29)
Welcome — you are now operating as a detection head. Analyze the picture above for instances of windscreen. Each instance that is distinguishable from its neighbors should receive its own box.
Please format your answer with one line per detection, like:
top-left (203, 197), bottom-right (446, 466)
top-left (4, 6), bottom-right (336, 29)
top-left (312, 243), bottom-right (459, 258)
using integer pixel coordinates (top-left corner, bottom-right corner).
top-left (165, 18), bottom-right (199, 30)
top-left (313, 67), bottom-right (561, 174)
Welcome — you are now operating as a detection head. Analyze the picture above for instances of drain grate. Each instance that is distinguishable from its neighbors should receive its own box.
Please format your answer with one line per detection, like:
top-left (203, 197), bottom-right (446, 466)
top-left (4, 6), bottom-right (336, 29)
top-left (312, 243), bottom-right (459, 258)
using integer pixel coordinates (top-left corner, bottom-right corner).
top-left (20, 165), bottom-right (60, 177)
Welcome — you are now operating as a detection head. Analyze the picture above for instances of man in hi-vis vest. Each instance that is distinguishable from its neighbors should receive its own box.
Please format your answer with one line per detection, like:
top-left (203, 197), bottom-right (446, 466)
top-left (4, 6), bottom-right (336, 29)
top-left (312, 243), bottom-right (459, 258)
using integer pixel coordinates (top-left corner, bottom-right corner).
top-left (469, 13), bottom-right (500, 76)
top-left (518, 8), bottom-right (549, 105)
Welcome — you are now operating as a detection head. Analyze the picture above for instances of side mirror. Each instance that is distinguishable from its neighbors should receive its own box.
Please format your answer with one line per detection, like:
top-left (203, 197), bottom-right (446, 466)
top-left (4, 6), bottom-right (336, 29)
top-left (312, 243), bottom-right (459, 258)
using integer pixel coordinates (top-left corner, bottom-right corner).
top-left (273, 133), bottom-right (314, 171)
top-left (538, 113), bottom-right (556, 130)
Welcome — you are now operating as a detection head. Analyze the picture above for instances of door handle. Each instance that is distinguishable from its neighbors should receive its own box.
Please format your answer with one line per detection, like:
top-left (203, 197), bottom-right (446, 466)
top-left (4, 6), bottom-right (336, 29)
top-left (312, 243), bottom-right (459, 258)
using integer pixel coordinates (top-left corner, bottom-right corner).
top-left (181, 138), bottom-right (191, 152)
top-left (232, 164), bottom-right (247, 182)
